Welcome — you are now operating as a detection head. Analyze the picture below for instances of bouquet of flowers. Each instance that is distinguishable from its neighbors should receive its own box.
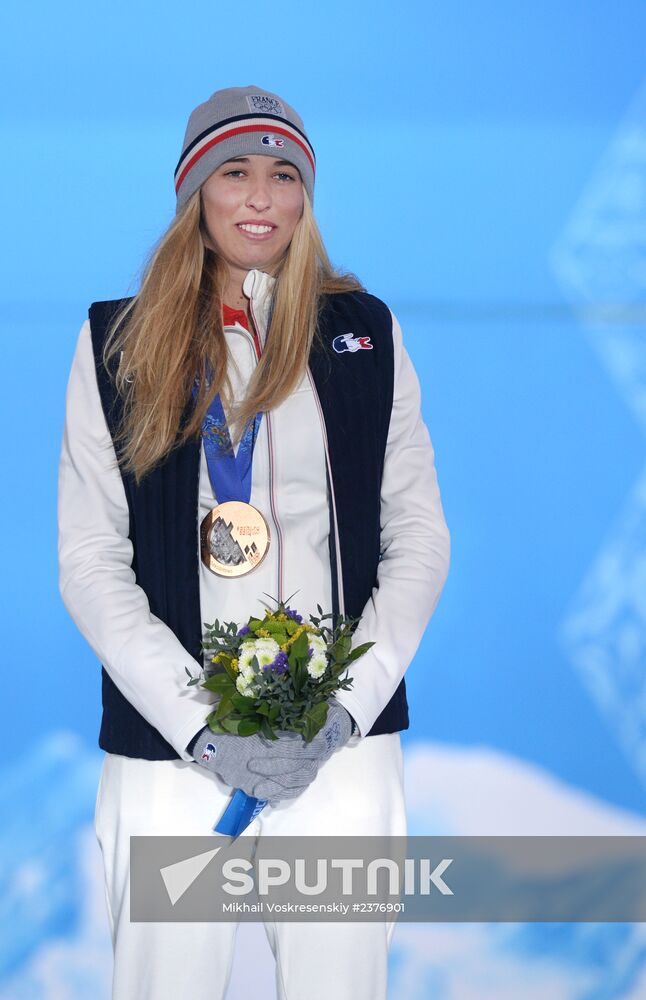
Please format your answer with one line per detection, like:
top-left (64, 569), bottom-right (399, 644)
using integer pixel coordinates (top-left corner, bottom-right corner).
top-left (185, 596), bottom-right (373, 836)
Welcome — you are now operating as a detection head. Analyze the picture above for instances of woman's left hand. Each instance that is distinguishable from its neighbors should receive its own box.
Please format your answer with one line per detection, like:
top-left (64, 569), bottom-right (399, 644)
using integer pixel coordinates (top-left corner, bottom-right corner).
top-left (299, 700), bottom-right (354, 764)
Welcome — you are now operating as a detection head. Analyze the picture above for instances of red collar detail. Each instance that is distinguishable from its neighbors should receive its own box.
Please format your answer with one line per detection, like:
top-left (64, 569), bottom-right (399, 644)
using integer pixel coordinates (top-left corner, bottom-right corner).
top-left (222, 303), bottom-right (250, 330)
top-left (222, 303), bottom-right (261, 356)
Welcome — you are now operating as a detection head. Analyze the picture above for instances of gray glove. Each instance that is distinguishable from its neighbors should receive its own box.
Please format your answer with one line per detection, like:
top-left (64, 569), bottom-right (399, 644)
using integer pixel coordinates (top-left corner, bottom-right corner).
top-left (190, 726), bottom-right (322, 805)
top-left (244, 702), bottom-right (355, 795)
top-left (297, 700), bottom-right (355, 765)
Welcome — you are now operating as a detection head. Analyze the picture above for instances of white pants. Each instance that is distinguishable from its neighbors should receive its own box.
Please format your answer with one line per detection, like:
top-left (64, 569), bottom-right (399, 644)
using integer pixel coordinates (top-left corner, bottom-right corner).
top-left (94, 733), bottom-right (407, 1000)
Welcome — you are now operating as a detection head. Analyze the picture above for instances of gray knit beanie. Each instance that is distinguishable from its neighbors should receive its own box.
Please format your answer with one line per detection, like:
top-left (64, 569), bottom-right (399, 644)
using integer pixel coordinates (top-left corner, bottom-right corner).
top-left (174, 85), bottom-right (315, 213)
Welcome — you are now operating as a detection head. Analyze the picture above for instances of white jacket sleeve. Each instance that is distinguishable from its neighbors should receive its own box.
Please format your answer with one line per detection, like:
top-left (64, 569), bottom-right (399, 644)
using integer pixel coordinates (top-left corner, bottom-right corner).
top-left (57, 319), bottom-right (215, 761)
top-left (333, 309), bottom-right (451, 737)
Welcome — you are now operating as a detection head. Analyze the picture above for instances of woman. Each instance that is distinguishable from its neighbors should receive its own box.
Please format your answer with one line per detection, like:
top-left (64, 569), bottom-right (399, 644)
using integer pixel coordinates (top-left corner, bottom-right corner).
top-left (58, 85), bottom-right (450, 1000)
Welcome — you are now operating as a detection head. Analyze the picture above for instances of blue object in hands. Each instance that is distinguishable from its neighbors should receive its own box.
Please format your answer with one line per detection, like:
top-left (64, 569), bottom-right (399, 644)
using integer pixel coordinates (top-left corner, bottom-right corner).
top-left (214, 788), bottom-right (268, 837)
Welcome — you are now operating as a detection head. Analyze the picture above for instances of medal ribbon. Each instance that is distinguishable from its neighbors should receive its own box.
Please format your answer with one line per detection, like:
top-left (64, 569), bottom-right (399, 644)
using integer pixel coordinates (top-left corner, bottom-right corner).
top-left (193, 373), bottom-right (263, 505)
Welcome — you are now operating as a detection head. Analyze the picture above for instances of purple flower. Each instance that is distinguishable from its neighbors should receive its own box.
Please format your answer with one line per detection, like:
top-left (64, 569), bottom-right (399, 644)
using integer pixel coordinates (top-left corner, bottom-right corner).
top-left (237, 624), bottom-right (250, 637)
top-left (284, 606), bottom-right (303, 623)
top-left (264, 651), bottom-right (289, 674)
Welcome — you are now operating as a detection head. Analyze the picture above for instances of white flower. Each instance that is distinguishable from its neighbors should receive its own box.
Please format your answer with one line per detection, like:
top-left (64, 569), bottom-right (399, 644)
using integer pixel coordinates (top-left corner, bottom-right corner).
top-left (239, 664), bottom-right (256, 685)
top-left (306, 634), bottom-right (328, 679)
top-left (236, 673), bottom-right (256, 697)
top-left (307, 652), bottom-right (328, 680)
top-left (239, 637), bottom-right (280, 674)
top-left (309, 634), bottom-right (327, 657)
top-left (238, 641), bottom-right (256, 673)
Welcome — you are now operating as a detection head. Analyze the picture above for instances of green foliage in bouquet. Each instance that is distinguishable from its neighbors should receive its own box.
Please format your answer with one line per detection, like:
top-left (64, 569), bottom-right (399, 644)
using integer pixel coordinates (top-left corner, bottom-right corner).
top-left (185, 597), bottom-right (373, 743)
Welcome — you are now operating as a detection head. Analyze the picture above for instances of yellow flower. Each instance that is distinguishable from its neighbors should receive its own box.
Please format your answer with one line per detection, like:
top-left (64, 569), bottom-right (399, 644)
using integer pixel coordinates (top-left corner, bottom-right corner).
top-left (256, 628), bottom-right (271, 637)
top-left (284, 624), bottom-right (308, 649)
top-left (231, 658), bottom-right (239, 674)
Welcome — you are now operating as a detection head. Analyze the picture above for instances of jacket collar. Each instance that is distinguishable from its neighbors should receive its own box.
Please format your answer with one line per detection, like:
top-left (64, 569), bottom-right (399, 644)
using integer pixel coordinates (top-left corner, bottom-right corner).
top-left (241, 268), bottom-right (276, 347)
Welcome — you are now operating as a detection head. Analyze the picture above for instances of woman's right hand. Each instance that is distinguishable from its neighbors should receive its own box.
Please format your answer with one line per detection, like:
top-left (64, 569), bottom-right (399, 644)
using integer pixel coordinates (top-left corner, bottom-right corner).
top-left (190, 726), bottom-right (319, 804)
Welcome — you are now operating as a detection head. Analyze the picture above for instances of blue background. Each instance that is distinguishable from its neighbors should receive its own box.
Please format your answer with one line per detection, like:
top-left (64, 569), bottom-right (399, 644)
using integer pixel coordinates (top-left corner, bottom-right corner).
top-left (2, 1), bottom-right (646, 997)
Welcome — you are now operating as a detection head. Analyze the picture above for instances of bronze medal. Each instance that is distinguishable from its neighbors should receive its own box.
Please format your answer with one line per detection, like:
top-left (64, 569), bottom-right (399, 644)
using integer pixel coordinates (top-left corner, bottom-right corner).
top-left (200, 500), bottom-right (270, 577)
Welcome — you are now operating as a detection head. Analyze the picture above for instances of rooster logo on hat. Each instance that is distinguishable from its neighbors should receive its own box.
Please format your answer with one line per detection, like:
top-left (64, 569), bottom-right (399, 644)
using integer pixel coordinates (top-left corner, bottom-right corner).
top-left (261, 134), bottom-right (285, 148)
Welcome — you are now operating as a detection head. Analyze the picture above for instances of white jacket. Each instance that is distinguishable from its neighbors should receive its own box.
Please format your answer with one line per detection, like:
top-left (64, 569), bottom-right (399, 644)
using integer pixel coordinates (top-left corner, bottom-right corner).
top-left (58, 268), bottom-right (450, 760)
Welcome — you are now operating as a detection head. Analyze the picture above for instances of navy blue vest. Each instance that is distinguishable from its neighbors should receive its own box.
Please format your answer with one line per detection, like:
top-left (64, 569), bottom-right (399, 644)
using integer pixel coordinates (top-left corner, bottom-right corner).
top-left (88, 289), bottom-right (409, 759)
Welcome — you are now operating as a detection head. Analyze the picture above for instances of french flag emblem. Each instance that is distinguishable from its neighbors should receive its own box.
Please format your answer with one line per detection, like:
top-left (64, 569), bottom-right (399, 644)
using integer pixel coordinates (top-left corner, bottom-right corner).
top-left (261, 134), bottom-right (285, 148)
top-left (332, 333), bottom-right (373, 354)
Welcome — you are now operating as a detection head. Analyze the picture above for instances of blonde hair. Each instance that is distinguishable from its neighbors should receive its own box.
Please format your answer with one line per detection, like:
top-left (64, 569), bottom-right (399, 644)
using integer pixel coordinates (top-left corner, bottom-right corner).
top-left (103, 186), bottom-right (364, 483)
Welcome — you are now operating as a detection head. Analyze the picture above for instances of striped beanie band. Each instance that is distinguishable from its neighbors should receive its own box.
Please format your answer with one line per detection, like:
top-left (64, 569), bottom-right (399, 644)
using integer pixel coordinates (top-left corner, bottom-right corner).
top-left (174, 85), bottom-right (315, 213)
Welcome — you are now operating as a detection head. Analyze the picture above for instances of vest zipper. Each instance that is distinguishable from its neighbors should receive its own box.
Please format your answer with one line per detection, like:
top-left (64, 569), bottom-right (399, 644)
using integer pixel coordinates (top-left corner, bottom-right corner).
top-left (306, 366), bottom-right (346, 617)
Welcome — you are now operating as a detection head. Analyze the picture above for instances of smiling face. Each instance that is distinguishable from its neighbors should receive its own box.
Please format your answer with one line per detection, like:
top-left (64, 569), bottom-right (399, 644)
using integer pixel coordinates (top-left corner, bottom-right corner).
top-left (200, 154), bottom-right (304, 302)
